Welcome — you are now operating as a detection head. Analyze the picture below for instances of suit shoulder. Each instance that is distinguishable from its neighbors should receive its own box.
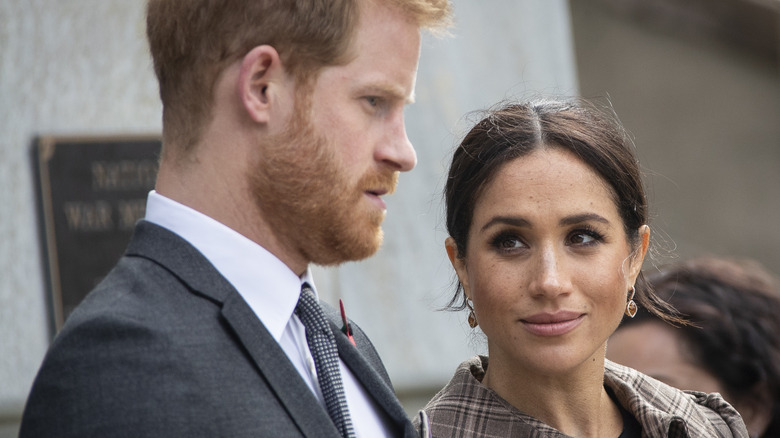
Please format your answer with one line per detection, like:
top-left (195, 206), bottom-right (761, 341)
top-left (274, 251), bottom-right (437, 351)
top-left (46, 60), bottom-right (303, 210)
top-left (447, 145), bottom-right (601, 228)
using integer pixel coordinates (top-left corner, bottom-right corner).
top-left (20, 256), bottom-right (224, 436)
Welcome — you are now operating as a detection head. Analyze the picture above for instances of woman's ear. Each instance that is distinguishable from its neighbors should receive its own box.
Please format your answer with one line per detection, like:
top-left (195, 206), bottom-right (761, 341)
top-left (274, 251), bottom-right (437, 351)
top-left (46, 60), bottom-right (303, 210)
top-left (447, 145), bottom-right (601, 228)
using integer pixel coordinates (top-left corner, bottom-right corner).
top-left (445, 237), bottom-right (470, 299)
top-left (238, 45), bottom-right (292, 124)
top-left (628, 225), bottom-right (651, 284)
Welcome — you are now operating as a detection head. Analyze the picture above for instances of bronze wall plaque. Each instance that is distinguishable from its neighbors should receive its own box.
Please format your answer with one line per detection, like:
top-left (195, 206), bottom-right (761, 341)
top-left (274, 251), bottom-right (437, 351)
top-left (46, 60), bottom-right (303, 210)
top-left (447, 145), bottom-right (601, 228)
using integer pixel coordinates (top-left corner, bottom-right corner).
top-left (33, 136), bottom-right (161, 335)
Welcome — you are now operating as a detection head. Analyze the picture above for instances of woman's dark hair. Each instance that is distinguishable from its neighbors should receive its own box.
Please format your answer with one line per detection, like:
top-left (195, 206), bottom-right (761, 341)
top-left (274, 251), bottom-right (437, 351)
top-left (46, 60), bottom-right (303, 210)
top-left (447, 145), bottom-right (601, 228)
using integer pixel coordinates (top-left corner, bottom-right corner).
top-left (622, 257), bottom-right (780, 437)
top-left (444, 98), bottom-right (681, 323)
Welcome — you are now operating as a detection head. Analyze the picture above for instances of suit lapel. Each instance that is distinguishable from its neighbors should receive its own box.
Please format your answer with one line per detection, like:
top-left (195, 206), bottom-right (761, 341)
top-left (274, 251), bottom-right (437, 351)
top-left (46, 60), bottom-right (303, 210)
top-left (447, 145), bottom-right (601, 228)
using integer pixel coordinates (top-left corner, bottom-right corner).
top-left (220, 293), bottom-right (340, 437)
top-left (126, 221), bottom-right (340, 437)
top-left (329, 321), bottom-right (416, 437)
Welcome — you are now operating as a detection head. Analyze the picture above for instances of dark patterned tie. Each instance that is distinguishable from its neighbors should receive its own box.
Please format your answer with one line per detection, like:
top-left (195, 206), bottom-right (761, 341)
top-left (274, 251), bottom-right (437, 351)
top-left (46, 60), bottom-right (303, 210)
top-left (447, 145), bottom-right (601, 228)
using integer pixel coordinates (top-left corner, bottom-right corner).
top-left (295, 284), bottom-right (356, 438)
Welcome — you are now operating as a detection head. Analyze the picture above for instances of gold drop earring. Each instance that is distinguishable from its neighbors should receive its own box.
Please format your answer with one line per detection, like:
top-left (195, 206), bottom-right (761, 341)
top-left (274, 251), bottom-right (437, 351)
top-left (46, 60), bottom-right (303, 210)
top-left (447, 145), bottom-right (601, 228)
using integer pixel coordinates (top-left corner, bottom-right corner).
top-left (625, 286), bottom-right (638, 318)
top-left (467, 300), bottom-right (478, 328)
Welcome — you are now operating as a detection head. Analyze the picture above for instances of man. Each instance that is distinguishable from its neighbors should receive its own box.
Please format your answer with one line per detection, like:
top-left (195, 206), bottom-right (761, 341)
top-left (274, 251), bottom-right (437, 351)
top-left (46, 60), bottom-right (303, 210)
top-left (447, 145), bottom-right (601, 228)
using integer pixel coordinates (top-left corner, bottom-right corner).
top-left (20, 0), bottom-right (451, 436)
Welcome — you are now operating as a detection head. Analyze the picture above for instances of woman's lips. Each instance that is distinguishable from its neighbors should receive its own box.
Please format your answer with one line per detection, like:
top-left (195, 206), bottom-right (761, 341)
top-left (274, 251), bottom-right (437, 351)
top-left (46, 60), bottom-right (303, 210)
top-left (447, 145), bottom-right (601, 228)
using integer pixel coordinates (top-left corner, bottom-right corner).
top-left (521, 312), bottom-right (584, 337)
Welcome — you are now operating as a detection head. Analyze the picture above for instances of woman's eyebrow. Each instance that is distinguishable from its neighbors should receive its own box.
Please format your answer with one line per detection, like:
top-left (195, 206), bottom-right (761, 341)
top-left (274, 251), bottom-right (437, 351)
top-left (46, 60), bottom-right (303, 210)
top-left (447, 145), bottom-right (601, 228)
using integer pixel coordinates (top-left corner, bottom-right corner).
top-left (480, 213), bottom-right (611, 233)
top-left (480, 216), bottom-right (530, 232)
top-left (560, 213), bottom-right (610, 226)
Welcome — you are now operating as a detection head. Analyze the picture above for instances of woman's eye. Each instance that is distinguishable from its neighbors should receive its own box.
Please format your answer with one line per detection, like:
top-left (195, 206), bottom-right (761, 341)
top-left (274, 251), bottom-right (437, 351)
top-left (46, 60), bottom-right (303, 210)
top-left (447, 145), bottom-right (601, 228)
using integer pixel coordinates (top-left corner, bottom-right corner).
top-left (570, 233), bottom-right (594, 244)
top-left (495, 236), bottom-right (525, 251)
top-left (568, 230), bottom-right (602, 246)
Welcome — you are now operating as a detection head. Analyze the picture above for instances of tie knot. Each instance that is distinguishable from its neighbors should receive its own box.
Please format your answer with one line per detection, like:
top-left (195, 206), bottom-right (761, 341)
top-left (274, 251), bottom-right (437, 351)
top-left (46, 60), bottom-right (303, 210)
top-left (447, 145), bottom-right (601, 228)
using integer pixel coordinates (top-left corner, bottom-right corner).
top-left (300, 283), bottom-right (316, 301)
top-left (296, 284), bottom-right (330, 337)
top-left (296, 284), bottom-right (318, 314)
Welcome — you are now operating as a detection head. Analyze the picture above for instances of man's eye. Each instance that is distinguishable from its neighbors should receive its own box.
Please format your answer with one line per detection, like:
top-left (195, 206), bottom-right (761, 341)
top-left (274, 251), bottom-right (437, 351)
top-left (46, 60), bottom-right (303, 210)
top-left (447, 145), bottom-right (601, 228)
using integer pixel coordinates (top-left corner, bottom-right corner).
top-left (365, 96), bottom-right (378, 107)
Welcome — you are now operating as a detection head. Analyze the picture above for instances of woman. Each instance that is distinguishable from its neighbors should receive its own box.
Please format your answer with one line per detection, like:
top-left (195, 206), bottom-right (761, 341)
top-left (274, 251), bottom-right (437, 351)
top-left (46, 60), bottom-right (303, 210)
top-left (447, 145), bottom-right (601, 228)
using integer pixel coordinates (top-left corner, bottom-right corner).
top-left (608, 257), bottom-right (780, 438)
top-left (416, 99), bottom-right (748, 437)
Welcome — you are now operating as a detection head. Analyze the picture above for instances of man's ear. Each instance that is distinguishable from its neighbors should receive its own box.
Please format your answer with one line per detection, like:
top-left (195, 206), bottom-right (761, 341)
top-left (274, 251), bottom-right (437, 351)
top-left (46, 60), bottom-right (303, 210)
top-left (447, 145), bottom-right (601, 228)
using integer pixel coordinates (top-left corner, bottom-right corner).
top-left (445, 237), bottom-right (471, 299)
top-left (238, 45), bottom-right (290, 124)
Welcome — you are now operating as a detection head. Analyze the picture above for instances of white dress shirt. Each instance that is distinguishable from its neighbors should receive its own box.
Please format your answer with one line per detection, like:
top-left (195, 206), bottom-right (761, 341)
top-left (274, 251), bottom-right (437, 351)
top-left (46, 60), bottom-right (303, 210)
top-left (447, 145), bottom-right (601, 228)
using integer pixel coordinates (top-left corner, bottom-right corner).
top-left (144, 191), bottom-right (393, 437)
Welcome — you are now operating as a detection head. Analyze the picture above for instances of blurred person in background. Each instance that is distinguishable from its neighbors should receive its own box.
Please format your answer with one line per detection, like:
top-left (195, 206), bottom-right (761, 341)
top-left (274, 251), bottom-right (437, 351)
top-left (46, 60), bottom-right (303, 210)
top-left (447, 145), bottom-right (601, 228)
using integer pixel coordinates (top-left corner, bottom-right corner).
top-left (608, 257), bottom-right (780, 438)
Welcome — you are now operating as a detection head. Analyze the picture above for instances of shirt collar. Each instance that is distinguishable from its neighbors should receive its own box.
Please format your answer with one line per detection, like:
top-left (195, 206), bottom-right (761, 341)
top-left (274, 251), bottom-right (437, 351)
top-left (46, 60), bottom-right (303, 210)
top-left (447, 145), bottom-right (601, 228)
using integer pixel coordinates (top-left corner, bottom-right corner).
top-left (144, 190), bottom-right (317, 341)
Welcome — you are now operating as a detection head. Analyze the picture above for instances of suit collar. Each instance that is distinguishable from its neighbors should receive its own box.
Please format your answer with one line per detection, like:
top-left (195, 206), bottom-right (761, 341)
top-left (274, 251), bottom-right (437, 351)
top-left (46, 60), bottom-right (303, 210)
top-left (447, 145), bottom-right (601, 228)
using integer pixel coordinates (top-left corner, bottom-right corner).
top-left (125, 221), bottom-right (234, 304)
top-left (145, 192), bottom-right (303, 340)
top-left (125, 221), bottom-right (341, 437)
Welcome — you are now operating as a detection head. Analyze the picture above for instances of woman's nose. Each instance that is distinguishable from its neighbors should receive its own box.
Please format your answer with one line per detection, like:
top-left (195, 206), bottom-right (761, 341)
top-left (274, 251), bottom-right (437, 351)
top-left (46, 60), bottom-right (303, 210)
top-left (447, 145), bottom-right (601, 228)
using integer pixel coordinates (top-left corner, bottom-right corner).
top-left (530, 245), bottom-right (570, 298)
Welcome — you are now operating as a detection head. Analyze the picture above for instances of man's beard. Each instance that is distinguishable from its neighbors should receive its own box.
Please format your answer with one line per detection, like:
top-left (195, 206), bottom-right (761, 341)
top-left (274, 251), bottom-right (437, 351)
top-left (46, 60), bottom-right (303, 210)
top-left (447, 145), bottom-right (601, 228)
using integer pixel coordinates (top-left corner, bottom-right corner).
top-left (249, 107), bottom-right (398, 266)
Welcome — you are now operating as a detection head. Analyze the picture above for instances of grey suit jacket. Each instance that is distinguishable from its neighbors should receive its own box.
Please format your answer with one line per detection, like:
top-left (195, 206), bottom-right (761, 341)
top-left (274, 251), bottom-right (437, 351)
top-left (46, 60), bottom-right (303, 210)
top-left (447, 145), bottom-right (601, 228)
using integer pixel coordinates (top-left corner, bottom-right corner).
top-left (20, 221), bottom-right (418, 437)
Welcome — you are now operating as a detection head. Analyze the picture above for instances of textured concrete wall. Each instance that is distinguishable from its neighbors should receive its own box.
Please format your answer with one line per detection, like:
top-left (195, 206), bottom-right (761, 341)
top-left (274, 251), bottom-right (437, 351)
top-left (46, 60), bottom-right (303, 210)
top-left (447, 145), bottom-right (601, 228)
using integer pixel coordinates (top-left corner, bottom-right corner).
top-left (0, 1), bottom-right (162, 434)
top-left (0, 0), bottom-right (577, 432)
top-left (569, 2), bottom-right (780, 276)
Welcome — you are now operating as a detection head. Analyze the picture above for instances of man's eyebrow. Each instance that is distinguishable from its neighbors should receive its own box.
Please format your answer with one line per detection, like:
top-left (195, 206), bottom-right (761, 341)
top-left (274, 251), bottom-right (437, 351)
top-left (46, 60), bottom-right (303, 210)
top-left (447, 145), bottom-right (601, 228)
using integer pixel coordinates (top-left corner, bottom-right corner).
top-left (559, 213), bottom-right (611, 226)
top-left (358, 82), bottom-right (415, 104)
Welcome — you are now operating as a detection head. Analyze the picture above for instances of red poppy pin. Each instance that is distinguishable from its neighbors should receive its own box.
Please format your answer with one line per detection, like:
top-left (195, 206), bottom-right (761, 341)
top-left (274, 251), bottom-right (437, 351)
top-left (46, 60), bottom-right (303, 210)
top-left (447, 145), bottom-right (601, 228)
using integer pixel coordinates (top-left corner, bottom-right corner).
top-left (339, 299), bottom-right (356, 347)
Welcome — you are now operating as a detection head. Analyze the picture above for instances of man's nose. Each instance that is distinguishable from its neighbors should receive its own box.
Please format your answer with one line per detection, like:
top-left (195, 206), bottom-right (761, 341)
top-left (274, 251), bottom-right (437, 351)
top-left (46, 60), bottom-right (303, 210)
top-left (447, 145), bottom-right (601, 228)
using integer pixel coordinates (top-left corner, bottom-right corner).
top-left (376, 115), bottom-right (416, 172)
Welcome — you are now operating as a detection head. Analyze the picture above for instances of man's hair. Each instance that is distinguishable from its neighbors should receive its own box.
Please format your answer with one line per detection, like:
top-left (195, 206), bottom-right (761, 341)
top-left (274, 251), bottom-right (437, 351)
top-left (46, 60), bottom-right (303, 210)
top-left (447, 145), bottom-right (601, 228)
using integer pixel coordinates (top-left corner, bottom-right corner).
top-left (146, 0), bottom-right (451, 154)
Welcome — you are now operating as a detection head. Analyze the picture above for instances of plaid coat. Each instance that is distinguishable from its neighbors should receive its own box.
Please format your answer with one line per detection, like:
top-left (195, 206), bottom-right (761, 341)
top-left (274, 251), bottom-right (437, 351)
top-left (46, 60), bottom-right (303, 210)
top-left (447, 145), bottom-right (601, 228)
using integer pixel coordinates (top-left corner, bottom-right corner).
top-left (415, 356), bottom-right (748, 438)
